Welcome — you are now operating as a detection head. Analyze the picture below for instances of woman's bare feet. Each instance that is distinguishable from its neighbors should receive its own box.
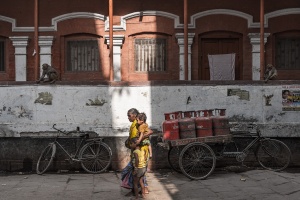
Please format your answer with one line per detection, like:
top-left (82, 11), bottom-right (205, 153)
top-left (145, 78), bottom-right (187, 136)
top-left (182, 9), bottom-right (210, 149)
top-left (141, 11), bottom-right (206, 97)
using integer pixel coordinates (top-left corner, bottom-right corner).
top-left (141, 193), bottom-right (146, 199)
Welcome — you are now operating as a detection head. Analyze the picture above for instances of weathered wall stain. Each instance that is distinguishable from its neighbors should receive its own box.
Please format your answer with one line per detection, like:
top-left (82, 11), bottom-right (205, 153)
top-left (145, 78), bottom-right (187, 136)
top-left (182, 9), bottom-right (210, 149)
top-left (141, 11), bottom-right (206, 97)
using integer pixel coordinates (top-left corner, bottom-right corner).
top-left (228, 89), bottom-right (250, 101)
top-left (0, 126), bottom-right (14, 137)
top-left (141, 92), bottom-right (148, 97)
top-left (263, 94), bottom-right (274, 106)
top-left (34, 92), bottom-right (53, 105)
top-left (0, 84), bottom-right (299, 137)
top-left (86, 97), bottom-right (107, 106)
top-left (13, 106), bottom-right (32, 119)
top-left (266, 115), bottom-right (274, 121)
top-left (0, 105), bottom-right (32, 120)
top-left (278, 112), bottom-right (286, 116)
top-left (229, 115), bottom-right (259, 122)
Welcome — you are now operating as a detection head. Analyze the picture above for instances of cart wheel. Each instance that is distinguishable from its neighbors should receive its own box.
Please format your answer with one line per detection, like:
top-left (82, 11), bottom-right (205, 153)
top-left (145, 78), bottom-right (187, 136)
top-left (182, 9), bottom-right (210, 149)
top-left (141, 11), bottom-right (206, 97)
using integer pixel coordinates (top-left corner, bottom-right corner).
top-left (168, 146), bottom-right (184, 173)
top-left (179, 142), bottom-right (216, 180)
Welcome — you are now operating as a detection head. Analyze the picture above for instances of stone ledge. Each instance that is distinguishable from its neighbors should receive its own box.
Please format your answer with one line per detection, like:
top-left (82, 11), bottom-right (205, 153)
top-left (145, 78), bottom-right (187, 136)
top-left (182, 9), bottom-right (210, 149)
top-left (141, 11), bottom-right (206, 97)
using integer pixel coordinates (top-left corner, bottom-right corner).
top-left (0, 80), bottom-right (300, 87)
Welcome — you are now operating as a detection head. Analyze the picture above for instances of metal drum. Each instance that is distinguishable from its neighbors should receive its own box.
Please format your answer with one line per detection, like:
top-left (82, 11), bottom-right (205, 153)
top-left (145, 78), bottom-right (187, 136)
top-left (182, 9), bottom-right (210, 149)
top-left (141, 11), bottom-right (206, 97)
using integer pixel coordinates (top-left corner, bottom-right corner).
top-left (178, 118), bottom-right (196, 139)
top-left (195, 117), bottom-right (213, 137)
top-left (162, 113), bottom-right (180, 141)
top-left (212, 117), bottom-right (230, 136)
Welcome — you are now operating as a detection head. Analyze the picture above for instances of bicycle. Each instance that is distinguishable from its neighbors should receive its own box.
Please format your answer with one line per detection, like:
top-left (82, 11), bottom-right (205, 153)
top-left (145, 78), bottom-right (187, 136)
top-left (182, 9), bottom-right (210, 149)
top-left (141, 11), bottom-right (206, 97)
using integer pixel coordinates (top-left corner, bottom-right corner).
top-left (166, 124), bottom-right (291, 180)
top-left (36, 124), bottom-right (112, 175)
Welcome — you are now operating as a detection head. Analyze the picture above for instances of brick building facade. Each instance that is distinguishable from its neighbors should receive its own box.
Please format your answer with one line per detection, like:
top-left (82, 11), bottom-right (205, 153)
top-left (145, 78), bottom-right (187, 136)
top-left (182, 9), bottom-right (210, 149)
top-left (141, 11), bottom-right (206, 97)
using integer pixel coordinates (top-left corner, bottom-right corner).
top-left (1, 0), bottom-right (300, 82)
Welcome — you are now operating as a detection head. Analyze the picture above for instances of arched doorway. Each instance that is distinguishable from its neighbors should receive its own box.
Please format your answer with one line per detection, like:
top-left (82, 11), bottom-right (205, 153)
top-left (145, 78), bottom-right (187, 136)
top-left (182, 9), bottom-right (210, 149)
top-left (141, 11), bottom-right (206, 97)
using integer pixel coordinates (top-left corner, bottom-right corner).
top-left (199, 31), bottom-right (243, 80)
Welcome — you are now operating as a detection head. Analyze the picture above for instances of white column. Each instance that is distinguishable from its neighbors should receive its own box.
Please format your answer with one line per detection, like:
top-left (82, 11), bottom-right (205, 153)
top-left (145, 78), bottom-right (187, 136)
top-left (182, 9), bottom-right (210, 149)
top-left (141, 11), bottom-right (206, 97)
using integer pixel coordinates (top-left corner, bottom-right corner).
top-left (39, 36), bottom-right (54, 75)
top-left (104, 35), bottom-right (125, 81)
top-left (9, 36), bottom-right (29, 81)
top-left (248, 33), bottom-right (270, 80)
top-left (175, 33), bottom-right (195, 80)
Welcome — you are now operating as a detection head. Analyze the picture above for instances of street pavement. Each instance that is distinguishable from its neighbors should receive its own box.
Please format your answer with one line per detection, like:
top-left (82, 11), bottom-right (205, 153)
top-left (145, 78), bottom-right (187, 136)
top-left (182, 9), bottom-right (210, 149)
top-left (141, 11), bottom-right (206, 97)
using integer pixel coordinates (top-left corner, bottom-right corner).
top-left (1, 167), bottom-right (300, 200)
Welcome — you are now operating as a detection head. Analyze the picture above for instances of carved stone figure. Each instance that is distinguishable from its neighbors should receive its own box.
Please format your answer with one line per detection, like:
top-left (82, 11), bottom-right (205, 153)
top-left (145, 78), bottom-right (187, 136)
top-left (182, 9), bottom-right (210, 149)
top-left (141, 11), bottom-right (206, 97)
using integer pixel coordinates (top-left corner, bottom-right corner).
top-left (36, 63), bottom-right (58, 84)
top-left (264, 64), bottom-right (277, 83)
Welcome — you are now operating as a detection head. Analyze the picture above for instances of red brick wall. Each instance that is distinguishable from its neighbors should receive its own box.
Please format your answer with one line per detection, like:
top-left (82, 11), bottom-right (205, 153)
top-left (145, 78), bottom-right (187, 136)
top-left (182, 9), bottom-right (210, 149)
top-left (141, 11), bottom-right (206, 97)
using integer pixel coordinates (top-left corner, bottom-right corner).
top-left (1, 0), bottom-right (300, 81)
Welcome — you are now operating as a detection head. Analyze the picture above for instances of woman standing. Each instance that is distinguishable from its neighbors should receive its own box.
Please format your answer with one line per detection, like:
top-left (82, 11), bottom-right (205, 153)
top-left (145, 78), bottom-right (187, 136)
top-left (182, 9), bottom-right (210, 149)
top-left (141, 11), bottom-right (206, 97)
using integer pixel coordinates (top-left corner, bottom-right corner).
top-left (121, 108), bottom-right (152, 195)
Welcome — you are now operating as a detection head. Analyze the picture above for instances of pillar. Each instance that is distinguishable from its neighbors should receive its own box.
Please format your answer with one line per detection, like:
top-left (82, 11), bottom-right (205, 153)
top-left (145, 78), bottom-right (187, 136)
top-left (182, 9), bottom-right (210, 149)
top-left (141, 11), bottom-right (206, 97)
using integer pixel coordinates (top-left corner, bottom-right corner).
top-left (39, 36), bottom-right (54, 75)
top-left (248, 33), bottom-right (270, 80)
top-left (176, 33), bottom-right (195, 80)
top-left (105, 35), bottom-right (124, 81)
top-left (9, 36), bottom-right (29, 81)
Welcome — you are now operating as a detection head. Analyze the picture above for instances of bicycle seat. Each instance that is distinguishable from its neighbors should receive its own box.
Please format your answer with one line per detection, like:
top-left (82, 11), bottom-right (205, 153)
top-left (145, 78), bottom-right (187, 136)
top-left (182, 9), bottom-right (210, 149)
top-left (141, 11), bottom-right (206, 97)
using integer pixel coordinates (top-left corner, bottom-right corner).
top-left (80, 133), bottom-right (89, 138)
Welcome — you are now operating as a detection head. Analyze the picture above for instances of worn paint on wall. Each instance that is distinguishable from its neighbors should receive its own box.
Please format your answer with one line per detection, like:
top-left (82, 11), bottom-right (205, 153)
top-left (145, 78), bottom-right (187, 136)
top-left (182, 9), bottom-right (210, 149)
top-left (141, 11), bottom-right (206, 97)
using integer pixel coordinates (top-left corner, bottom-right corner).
top-left (34, 92), bottom-right (53, 105)
top-left (0, 85), bottom-right (299, 137)
top-left (86, 97), bottom-right (107, 106)
top-left (227, 89), bottom-right (250, 101)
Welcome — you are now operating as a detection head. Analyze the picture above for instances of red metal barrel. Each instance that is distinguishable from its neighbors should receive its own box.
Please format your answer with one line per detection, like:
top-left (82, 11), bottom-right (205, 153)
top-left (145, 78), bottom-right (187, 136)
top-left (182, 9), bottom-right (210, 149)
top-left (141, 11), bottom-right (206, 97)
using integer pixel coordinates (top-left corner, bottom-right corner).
top-left (178, 118), bottom-right (196, 139)
top-left (214, 108), bottom-right (226, 117)
top-left (195, 117), bottom-right (213, 137)
top-left (212, 117), bottom-right (230, 136)
top-left (174, 111), bottom-right (183, 119)
top-left (182, 111), bottom-right (195, 118)
top-left (162, 113), bottom-right (179, 141)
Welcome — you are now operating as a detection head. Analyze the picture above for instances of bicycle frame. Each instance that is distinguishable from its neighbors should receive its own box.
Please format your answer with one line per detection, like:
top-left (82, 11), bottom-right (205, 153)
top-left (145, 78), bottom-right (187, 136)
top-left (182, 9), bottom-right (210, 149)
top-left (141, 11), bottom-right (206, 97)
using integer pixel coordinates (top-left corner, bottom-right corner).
top-left (52, 139), bottom-right (85, 162)
top-left (51, 124), bottom-right (89, 162)
top-left (222, 129), bottom-right (264, 158)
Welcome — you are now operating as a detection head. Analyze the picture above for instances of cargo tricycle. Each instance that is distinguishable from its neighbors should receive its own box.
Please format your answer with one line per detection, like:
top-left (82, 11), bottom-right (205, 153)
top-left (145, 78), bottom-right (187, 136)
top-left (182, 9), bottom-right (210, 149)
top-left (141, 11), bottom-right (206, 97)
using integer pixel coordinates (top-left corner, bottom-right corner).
top-left (161, 110), bottom-right (291, 180)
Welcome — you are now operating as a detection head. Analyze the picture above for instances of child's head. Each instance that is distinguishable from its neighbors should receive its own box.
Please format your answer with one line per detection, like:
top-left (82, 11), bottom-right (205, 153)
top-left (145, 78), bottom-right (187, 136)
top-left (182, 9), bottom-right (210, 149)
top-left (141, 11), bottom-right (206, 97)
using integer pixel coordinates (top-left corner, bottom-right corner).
top-left (137, 112), bottom-right (147, 125)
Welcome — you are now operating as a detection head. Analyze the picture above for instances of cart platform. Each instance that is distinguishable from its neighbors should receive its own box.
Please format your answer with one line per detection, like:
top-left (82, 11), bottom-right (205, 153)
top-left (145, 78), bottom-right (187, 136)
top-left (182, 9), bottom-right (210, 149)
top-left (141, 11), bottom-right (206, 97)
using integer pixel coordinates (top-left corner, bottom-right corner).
top-left (168, 134), bottom-right (232, 147)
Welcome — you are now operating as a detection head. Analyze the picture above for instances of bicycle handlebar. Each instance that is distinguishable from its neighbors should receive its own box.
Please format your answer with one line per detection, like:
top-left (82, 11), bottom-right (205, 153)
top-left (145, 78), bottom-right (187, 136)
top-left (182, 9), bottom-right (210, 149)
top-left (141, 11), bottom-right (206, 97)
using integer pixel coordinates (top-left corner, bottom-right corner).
top-left (52, 124), bottom-right (70, 135)
top-left (52, 124), bottom-right (89, 138)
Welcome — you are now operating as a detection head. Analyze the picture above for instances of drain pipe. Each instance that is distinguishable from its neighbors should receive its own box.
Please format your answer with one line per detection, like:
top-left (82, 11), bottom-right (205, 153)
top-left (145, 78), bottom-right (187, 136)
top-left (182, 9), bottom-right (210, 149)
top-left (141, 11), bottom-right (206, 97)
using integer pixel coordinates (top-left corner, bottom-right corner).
top-left (184, 0), bottom-right (188, 80)
top-left (109, 0), bottom-right (114, 81)
top-left (34, 0), bottom-right (39, 80)
top-left (260, 0), bottom-right (265, 80)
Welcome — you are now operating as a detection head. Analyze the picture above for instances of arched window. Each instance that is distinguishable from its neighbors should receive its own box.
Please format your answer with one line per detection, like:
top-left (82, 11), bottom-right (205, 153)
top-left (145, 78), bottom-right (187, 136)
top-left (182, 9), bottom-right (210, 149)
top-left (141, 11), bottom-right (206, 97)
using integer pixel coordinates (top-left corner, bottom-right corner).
top-left (66, 38), bottom-right (100, 72)
top-left (62, 34), bottom-right (104, 81)
top-left (134, 38), bottom-right (167, 72)
top-left (275, 31), bottom-right (300, 70)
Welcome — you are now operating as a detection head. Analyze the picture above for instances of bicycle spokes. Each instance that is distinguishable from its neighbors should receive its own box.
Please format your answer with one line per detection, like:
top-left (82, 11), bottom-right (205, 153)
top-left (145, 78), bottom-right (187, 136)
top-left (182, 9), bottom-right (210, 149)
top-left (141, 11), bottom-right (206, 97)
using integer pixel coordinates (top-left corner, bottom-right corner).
top-left (79, 142), bottom-right (112, 173)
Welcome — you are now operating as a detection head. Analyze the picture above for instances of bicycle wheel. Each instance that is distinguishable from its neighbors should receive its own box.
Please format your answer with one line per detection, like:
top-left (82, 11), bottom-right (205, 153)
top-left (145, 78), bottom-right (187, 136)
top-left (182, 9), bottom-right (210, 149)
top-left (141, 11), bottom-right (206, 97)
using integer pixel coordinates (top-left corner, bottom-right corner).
top-left (256, 139), bottom-right (291, 171)
top-left (168, 146), bottom-right (184, 173)
top-left (36, 143), bottom-right (56, 175)
top-left (179, 142), bottom-right (216, 180)
top-left (79, 141), bottom-right (112, 173)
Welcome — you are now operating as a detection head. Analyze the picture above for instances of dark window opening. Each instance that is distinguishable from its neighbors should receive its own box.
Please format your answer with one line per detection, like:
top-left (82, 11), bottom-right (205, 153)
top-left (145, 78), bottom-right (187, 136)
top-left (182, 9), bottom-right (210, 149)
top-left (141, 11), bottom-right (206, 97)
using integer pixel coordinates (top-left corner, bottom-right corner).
top-left (275, 34), bottom-right (300, 70)
top-left (134, 38), bottom-right (166, 72)
top-left (66, 40), bottom-right (100, 72)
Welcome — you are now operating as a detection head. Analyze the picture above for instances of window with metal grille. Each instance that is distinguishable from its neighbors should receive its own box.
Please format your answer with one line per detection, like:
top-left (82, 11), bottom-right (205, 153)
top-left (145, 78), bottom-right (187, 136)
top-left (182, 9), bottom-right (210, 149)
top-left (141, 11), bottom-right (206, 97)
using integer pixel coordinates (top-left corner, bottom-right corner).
top-left (0, 40), bottom-right (5, 72)
top-left (134, 38), bottom-right (166, 72)
top-left (66, 40), bottom-right (100, 72)
top-left (275, 37), bottom-right (300, 70)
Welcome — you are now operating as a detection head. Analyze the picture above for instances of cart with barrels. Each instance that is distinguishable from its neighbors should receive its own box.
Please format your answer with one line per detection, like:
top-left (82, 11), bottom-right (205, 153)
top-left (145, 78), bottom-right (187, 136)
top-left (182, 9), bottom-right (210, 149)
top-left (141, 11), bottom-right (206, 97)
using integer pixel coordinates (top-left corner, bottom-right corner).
top-left (162, 109), bottom-right (235, 180)
top-left (161, 109), bottom-right (291, 180)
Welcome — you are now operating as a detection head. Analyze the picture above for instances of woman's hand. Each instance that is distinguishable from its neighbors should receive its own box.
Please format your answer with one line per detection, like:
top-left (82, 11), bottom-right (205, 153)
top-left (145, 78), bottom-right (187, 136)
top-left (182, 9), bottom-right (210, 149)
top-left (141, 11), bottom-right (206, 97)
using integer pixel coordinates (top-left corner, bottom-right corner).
top-left (130, 143), bottom-right (137, 149)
